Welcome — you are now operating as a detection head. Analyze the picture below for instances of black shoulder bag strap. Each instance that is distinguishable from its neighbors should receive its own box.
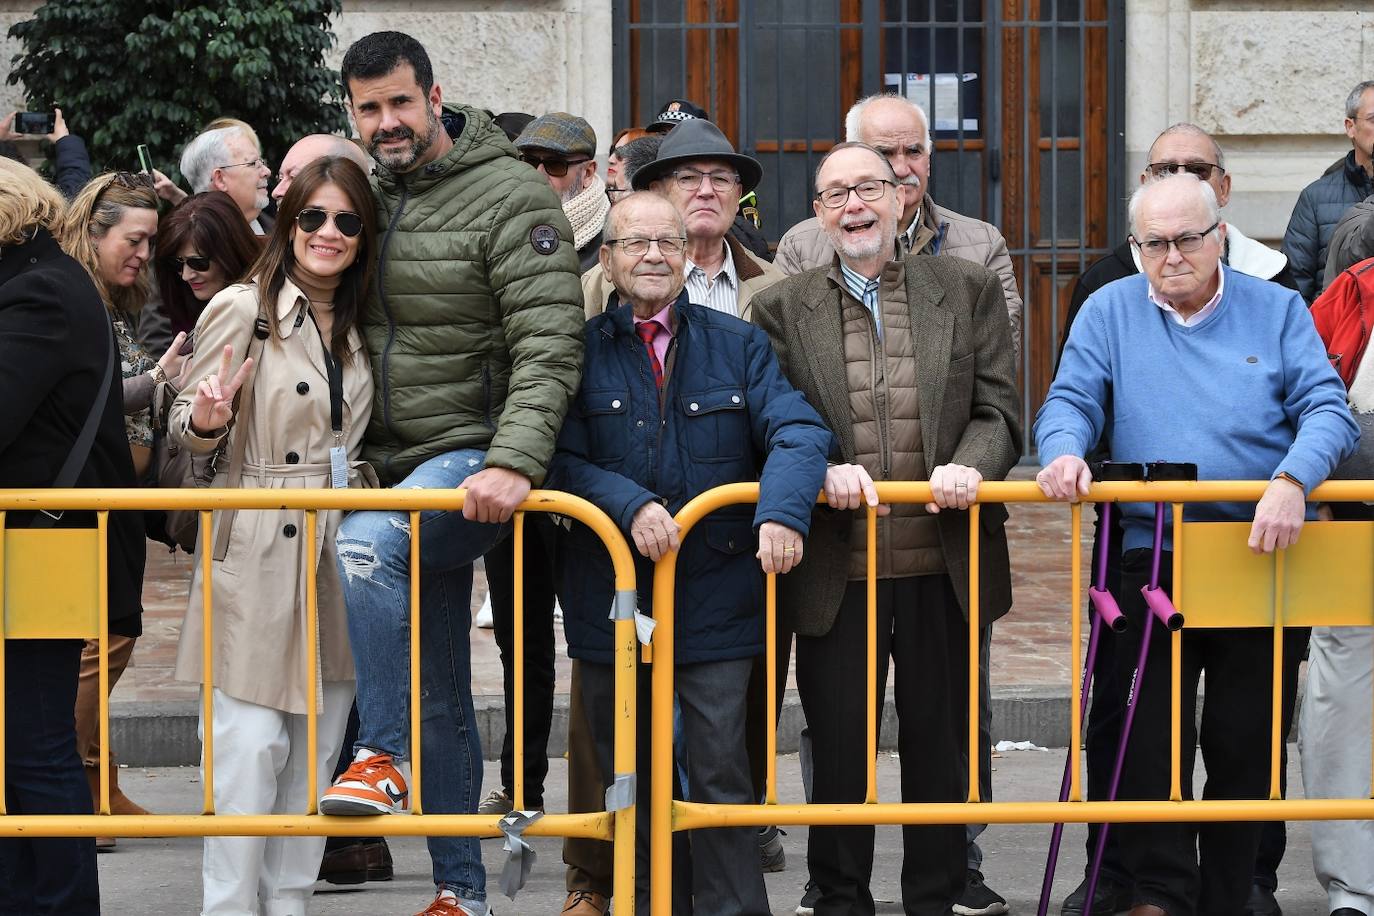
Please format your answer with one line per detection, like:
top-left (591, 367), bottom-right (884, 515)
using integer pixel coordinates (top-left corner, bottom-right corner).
top-left (33, 319), bottom-right (117, 528)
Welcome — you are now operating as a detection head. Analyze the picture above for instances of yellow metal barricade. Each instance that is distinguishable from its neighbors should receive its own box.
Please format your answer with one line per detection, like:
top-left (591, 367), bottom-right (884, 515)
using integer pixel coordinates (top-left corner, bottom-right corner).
top-left (0, 488), bottom-right (639, 909)
top-left (648, 479), bottom-right (1374, 916)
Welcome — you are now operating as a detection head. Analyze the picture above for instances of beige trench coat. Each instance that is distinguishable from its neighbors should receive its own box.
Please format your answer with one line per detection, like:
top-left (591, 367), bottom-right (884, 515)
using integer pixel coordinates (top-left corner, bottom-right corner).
top-left (170, 280), bottom-right (373, 714)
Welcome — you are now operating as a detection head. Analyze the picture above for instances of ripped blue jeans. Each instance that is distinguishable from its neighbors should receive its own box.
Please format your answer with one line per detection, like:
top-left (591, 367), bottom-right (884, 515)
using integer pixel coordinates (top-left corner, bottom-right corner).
top-left (335, 448), bottom-right (508, 900)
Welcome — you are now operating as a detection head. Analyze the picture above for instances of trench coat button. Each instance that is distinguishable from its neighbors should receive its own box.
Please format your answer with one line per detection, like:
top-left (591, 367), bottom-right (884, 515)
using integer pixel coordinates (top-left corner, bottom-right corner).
top-left (690, 402), bottom-right (699, 412)
top-left (285, 451), bottom-right (300, 464)
top-left (612, 399), bottom-right (621, 409)
top-left (283, 524), bottom-right (297, 538)
top-left (636, 419), bottom-right (644, 427)
top-left (731, 395), bottom-right (741, 404)
top-left (728, 539), bottom-right (736, 549)
top-left (296, 382), bottom-right (310, 395)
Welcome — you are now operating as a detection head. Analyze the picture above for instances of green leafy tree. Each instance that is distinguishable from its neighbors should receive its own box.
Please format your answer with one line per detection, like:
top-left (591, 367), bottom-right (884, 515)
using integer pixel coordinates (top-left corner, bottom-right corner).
top-left (8, 0), bottom-right (347, 184)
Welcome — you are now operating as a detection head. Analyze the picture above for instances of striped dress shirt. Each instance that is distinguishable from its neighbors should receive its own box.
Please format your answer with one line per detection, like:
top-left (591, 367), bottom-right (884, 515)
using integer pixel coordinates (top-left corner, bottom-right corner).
top-left (684, 241), bottom-right (742, 317)
top-left (839, 261), bottom-right (883, 338)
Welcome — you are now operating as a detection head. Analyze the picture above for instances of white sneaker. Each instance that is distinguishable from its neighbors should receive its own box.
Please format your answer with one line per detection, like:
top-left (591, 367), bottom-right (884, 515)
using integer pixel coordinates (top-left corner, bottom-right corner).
top-left (475, 593), bottom-right (494, 629)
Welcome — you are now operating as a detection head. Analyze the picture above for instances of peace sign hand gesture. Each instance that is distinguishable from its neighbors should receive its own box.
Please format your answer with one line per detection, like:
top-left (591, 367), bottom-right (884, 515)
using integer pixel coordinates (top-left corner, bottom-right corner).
top-left (189, 345), bottom-right (254, 436)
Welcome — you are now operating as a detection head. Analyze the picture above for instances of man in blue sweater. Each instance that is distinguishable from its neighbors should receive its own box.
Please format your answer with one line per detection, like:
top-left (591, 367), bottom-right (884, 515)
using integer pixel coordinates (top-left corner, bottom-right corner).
top-left (1035, 173), bottom-right (1358, 916)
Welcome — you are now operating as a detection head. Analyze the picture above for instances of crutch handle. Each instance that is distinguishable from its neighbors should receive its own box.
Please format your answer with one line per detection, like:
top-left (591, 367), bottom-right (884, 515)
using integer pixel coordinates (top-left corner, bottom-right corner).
top-left (1088, 587), bottom-right (1128, 633)
top-left (1140, 584), bottom-right (1184, 631)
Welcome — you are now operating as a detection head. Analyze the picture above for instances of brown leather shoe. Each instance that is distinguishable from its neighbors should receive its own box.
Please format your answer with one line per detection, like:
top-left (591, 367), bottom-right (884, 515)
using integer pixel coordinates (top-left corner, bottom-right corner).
top-left (318, 839), bottom-right (394, 884)
top-left (85, 763), bottom-right (150, 816)
top-left (1127, 907), bottom-right (1168, 916)
top-left (562, 890), bottom-right (609, 915)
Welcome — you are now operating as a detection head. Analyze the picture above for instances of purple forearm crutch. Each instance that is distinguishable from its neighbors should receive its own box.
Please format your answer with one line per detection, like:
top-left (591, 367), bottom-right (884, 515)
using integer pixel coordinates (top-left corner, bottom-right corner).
top-left (1036, 503), bottom-right (1129, 916)
top-left (1081, 501), bottom-right (1185, 910)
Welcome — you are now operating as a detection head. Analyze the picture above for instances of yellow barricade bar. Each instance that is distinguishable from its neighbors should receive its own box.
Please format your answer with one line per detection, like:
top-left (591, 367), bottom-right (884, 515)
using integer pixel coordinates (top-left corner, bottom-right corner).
top-left (647, 479), bottom-right (1374, 916)
top-left (0, 483), bottom-right (639, 916)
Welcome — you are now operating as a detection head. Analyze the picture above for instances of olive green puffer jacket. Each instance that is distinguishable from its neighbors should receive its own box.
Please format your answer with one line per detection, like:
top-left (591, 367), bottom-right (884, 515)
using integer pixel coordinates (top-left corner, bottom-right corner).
top-left (362, 105), bottom-right (585, 485)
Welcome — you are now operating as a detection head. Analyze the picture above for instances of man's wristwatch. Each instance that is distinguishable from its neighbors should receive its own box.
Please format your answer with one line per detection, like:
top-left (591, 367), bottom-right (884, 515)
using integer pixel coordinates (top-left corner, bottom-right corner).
top-left (1275, 471), bottom-right (1304, 490)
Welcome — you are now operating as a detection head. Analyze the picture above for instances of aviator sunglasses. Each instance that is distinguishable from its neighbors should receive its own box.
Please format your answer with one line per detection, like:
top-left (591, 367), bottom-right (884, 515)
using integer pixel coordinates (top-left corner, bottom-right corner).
top-left (172, 255), bottom-right (213, 272)
top-left (295, 208), bottom-right (364, 238)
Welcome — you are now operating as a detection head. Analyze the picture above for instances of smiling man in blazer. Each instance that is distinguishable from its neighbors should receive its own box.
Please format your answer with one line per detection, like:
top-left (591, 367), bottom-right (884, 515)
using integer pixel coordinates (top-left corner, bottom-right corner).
top-left (751, 141), bottom-right (1021, 916)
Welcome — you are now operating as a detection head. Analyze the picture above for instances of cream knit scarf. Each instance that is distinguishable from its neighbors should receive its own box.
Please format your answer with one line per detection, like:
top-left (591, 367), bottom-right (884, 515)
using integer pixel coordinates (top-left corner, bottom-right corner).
top-left (564, 173), bottom-right (610, 251)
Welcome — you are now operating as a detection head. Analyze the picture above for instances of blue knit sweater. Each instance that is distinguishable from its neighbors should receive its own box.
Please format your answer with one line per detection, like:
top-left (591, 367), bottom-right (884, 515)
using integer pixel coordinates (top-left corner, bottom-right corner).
top-left (1035, 268), bottom-right (1359, 551)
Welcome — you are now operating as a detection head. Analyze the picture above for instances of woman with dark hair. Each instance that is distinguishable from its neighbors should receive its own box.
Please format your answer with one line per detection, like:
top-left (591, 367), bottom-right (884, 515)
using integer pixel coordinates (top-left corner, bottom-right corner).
top-left (155, 190), bottom-right (261, 337)
top-left (0, 158), bottom-right (143, 914)
top-left (167, 156), bottom-right (379, 915)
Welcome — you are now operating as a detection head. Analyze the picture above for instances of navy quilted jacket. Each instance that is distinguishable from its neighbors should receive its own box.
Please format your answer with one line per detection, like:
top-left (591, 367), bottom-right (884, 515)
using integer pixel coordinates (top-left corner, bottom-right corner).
top-left (1283, 151), bottom-right (1374, 303)
top-left (548, 291), bottom-right (832, 664)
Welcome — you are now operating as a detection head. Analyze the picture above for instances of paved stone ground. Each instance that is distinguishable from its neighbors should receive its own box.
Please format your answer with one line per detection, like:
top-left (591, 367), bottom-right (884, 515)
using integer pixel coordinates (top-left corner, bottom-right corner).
top-left (97, 749), bottom-right (1332, 915)
top-left (120, 467), bottom-right (1090, 708)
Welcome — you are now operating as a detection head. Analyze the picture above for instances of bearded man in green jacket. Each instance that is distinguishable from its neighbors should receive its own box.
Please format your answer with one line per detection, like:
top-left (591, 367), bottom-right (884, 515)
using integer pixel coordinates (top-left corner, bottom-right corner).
top-left (320, 31), bottom-right (585, 916)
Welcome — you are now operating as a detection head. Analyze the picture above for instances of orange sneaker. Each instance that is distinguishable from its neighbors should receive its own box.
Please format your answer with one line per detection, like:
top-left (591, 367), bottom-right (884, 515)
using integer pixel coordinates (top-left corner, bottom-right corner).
top-left (319, 749), bottom-right (410, 815)
top-left (414, 889), bottom-right (487, 915)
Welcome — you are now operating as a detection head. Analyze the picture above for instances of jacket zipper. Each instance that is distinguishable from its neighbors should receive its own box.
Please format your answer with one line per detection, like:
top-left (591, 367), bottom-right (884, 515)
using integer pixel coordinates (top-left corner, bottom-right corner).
top-left (869, 312), bottom-right (891, 479)
top-left (377, 181), bottom-right (410, 475)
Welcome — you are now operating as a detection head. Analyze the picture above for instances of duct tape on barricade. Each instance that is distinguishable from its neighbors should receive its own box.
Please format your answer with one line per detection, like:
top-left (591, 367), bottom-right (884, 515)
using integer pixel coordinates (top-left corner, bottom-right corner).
top-left (606, 772), bottom-right (637, 812)
top-left (498, 810), bottom-right (543, 898)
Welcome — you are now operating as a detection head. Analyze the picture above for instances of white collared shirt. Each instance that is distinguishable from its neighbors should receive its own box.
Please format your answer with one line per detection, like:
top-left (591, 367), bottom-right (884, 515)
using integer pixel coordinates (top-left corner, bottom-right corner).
top-left (684, 241), bottom-right (740, 317)
top-left (1147, 267), bottom-right (1226, 327)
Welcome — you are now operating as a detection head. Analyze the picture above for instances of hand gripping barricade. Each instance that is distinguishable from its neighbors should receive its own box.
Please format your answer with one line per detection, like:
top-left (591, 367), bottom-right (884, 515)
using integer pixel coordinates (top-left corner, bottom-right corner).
top-left (0, 487), bottom-right (640, 908)
top-left (1036, 462), bottom-right (1137, 916)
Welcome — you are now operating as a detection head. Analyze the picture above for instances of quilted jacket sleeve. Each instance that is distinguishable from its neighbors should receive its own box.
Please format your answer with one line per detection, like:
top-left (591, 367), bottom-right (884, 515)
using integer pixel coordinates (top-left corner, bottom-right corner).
top-left (1283, 186), bottom-right (1322, 304)
top-left (484, 177), bottom-right (588, 485)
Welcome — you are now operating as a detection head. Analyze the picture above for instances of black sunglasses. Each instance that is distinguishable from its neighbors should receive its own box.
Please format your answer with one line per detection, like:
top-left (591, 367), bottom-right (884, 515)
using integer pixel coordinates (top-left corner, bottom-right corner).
top-left (172, 255), bottom-right (212, 272)
top-left (295, 208), bottom-right (363, 238)
top-left (519, 154), bottom-right (591, 178)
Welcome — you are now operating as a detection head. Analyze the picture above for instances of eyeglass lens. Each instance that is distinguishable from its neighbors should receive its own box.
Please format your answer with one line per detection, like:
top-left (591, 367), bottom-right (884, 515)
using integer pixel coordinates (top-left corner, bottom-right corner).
top-left (297, 208), bottom-right (364, 238)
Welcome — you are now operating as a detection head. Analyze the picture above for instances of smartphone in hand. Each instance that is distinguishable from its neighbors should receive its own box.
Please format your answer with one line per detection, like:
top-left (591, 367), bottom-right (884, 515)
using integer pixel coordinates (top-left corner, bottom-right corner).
top-left (14, 112), bottom-right (55, 135)
top-left (137, 144), bottom-right (154, 174)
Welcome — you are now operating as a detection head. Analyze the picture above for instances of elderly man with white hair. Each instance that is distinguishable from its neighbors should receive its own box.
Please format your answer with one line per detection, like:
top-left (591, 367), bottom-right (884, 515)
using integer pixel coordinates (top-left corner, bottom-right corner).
top-left (179, 124), bottom-right (273, 232)
top-left (1035, 172), bottom-right (1357, 916)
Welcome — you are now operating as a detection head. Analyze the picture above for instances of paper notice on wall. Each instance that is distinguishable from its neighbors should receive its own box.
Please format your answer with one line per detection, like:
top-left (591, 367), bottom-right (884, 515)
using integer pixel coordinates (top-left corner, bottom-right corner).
top-left (882, 72), bottom-right (979, 132)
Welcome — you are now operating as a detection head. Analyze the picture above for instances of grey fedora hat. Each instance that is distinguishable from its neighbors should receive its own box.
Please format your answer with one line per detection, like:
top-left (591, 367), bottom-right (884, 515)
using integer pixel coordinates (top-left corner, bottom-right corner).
top-left (631, 118), bottom-right (762, 193)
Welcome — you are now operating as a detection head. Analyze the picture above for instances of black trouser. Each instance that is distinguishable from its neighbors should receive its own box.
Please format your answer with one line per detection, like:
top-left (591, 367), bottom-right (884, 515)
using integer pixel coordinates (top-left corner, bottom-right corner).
top-left (484, 516), bottom-right (557, 808)
top-left (1084, 514), bottom-right (1291, 892)
top-left (0, 639), bottom-right (100, 914)
top-left (796, 575), bottom-right (968, 916)
top-left (578, 656), bottom-right (690, 915)
top-left (1113, 549), bottom-right (1307, 916)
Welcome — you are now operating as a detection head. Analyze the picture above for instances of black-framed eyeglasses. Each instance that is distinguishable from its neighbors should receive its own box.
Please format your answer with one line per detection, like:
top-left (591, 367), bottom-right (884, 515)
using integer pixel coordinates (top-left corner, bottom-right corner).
top-left (815, 178), bottom-right (896, 209)
top-left (604, 236), bottom-right (687, 257)
top-left (1144, 161), bottom-right (1225, 181)
top-left (296, 208), bottom-right (364, 238)
top-left (671, 168), bottom-right (739, 193)
top-left (519, 154), bottom-right (591, 178)
top-left (219, 157), bottom-right (267, 172)
top-left (1129, 221), bottom-right (1220, 258)
top-left (172, 255), bottom-right (213, 272)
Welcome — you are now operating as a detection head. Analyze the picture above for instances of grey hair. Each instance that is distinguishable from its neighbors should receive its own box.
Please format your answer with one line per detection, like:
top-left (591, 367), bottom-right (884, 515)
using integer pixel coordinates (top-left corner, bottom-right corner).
top-left (1347, 81), bottom-right (1374, 120)
top-left (845, 93), bottom-right (932, 156)
top-left (812, 141), bottom-right (899, 192)
top-left (615, 136), bottom-right (663, 187)
top-left (179, 127), bottom-right (240, 193)
top-left (1150, 122), bottom-right (1225, 170)
top-left (1127, 172), bottom-right (1220, 238)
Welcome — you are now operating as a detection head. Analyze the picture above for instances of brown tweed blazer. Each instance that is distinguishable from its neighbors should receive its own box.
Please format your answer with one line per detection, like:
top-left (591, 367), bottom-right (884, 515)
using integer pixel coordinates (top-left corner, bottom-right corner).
top-left (751, 253), bottom-right (1022, 637)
